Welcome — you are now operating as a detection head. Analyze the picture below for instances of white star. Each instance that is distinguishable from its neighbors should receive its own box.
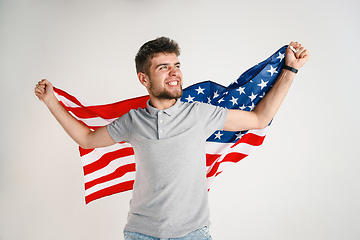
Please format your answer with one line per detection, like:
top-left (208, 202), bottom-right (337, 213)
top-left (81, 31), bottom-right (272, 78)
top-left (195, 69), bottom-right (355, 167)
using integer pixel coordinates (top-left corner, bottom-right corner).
top-left (236, 87), bottom-right (245, 95)
top-left (277, 52), bottom-right (285, 62)
top-left (207, 97), bottom-right (211, 104)
top-left (217, 98), bottom-right (225, 104)
top-left (214, 131), bottom-right (223, 140)
top-left (185, 95), bottom-right (195, 102)
top-left (248, 102), bottom-right (255, 111)
top-left (257, 79), bottom-right (268, 90)
top-left (213, 91), bottom-right (219, 99)
top-left (195, 86), bottom-right (205, 94)
top-left (229, 96), bottom-right (238, 106)
top-left (259, 92), bottom-right (266, 98)
top-left (239, 104), bottom-right (246, 110)
top-left (267, 65), bottom-right (278, 76)
top-left (235, 132), bottom-right (244, 139)
top-left (248, 92), bottom-right (258, 102)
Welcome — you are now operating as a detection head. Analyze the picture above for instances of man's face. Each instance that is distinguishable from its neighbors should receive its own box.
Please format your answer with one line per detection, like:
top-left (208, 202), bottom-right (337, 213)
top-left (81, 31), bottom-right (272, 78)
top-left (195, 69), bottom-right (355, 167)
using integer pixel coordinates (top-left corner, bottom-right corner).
top-left (146, 52), bottom-right (183, 100)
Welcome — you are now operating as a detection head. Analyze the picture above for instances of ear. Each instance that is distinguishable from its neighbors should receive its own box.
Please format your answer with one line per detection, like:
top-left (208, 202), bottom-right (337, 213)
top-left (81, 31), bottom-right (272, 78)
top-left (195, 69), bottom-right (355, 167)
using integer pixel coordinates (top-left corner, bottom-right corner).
top-left (138, 72), bottom-right (149, 87)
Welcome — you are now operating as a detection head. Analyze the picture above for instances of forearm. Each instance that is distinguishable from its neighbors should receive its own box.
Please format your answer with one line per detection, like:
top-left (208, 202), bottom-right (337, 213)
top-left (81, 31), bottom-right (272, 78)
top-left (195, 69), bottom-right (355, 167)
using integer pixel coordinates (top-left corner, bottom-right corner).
top-left (45, 96), bottom-right (93, 148)
top-left (253, 69), bottom-right (295, 127)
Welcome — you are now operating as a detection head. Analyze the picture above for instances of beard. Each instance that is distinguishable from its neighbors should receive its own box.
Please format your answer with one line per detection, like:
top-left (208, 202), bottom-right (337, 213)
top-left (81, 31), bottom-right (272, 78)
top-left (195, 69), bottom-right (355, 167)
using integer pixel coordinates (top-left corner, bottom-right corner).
top-left (149, 80), bottom-right (183, 100)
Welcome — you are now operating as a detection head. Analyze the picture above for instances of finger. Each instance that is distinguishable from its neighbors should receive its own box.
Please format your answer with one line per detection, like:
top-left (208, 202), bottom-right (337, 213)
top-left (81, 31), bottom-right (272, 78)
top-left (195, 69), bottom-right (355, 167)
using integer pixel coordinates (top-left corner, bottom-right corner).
top-left (290, 42), bottom-right (303, 51)
top-left (300, 49), bottom-right (309, 59)
top-left (295, 46), bottom-right (306, 59)
top-left (288, 42), bottom-right (303, 55)
top-left (35, 84), bottom-right (46, 94)
top-left (289, 41), bottom-right (298, 48)
top-left (34, 86), bottom-right (44, 95)
top-left (289, 45), bottom-right (298, 53)
top-left (38, 79), bottom-right (47, 86)
top-left (34, 89), bottom-right (43, 100)
top-left (39, 79), bottom-right (52, 87)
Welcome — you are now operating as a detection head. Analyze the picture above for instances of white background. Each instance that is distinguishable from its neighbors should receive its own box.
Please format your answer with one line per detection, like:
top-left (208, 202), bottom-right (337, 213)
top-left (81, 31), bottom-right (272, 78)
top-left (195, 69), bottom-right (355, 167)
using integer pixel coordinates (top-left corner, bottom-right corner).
top-left (1, 0), bottom-right (359, 239)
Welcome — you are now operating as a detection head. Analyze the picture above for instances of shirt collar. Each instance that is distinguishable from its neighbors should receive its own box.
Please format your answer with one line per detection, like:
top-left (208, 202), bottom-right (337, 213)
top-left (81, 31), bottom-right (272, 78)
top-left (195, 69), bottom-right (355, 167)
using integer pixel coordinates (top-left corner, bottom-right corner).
top-left (147, 99), bottom-right (181, 116)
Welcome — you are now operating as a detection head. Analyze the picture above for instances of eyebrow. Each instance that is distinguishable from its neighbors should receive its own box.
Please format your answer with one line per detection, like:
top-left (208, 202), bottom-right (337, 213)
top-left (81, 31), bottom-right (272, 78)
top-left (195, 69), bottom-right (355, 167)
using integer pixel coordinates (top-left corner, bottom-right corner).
top-left (155, 62), bottom-right (181, 69)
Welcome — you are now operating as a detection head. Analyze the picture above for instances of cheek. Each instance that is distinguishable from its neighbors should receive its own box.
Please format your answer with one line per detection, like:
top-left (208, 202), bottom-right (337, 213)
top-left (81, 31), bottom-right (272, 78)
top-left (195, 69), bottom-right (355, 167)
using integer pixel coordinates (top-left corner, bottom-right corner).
top-left (149, 77), bottom-right (164, 90)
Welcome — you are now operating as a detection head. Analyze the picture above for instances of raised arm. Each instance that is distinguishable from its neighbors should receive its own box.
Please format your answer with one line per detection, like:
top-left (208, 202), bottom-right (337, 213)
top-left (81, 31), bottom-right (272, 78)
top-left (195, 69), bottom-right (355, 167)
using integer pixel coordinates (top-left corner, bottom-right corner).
top-left (224, 41), bottom-right (309, 131)
top-left (34, 79), bottom-right (117, 149)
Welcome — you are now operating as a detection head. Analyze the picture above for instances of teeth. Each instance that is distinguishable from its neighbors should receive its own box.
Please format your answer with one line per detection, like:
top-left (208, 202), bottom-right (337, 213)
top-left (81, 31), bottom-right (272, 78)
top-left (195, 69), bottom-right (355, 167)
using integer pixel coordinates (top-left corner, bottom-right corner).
top-left (168, 81), bottom-right (177, 86)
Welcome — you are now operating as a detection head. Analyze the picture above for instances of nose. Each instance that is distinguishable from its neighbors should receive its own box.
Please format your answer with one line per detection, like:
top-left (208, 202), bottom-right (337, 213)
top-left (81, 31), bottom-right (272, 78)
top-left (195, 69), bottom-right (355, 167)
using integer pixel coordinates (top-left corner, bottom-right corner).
top-left (169, 67), bottom-right (179, 76)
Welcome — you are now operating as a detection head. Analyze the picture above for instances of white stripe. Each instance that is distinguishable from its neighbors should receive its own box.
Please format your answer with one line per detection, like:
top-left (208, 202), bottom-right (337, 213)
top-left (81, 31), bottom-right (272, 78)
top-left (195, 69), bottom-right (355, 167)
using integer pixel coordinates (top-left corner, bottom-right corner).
top-left (248, 127), bottom-right (268, 136)
top-left (205, 142), bottom-right (233, 155)
top-left (54, 91), bottom-right (96, 107)
top-left (207, 175), bottom-right (215, 189)
top-left (226, 142), bottom-right (260, 155)
top-left (85, 171), bottom-right (136, 196)
top-left (71, 114), bottom-right (117, 127)
top-left (206, 141), bottom-right (258, 155)
top-left (209, 161), bottom-right (236, 174)
top-left (84, 155), bottom-right (136, 183)
top-left (81, 142), bottom-right (134, 166)
top-left (55, 93), bottom-right (81, 108)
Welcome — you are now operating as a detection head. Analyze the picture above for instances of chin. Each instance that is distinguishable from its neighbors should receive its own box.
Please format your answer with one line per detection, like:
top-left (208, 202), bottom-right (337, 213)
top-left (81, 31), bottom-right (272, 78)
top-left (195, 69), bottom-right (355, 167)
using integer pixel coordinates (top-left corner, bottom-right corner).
top-left (156, 90), bottom-right (183, 100)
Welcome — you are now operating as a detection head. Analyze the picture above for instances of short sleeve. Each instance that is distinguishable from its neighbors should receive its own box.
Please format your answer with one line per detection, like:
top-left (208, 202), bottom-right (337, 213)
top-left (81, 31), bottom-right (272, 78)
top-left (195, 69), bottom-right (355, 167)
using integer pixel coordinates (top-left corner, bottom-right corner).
top-left (197, 102), bottom-right (228, 137)
top-left (107, 113), bottom-right (131, 143)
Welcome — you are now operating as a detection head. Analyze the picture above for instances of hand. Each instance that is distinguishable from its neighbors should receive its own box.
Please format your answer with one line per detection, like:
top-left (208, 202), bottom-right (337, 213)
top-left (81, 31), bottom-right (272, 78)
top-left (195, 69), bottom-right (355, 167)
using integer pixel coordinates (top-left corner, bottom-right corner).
top-left (34, 79), bottom-right (56, 105)
top-left (285, 41), bottom-right (309, 70)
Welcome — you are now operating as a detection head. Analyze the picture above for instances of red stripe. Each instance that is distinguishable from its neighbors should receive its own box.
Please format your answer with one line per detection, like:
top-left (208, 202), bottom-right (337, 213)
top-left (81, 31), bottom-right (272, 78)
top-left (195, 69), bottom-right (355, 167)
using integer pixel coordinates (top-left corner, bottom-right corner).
top-left (231, 133), bottom-right (266, 148)
top-left (64, 96), bottom-right (149, 119)
top-left (82, 98), bottom-right (149, 119)
top-left (85, 163), bottom-right (136, 190)
top-left (206, 153), bottom-right (221, 167)
top-left (85, 180), bottom-right (135, 204)
top-left (83, 147), bottom-right (134, 175)
top-left (79, 147), bottom-right (94, 157)
top-left (67, 108), bottom-right (102, 119)
top-left (221, 152), bottom-right (248, 164)
top-left (54, 87), bottom-right (149, 119)
top-left (206, 152), bottom-right (248, 178)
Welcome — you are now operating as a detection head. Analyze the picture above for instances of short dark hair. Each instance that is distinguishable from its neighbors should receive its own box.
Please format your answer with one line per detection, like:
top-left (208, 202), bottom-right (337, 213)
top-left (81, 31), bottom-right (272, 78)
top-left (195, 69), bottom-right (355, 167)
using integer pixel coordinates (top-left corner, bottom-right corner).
top-left (135, 37), bottom-right (181, 75)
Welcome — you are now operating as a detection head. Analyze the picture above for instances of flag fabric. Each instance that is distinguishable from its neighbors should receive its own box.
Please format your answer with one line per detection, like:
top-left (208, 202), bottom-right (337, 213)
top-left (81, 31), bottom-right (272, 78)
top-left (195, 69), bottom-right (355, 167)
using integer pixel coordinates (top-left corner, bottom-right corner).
top-left (53, 45), bottom-right (287, 204)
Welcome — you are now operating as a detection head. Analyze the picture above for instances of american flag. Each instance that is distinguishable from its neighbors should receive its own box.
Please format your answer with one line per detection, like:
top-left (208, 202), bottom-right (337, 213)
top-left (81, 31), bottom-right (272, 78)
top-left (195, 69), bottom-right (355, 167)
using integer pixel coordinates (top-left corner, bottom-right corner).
top-left (53, 45), bottom-right (287, 204)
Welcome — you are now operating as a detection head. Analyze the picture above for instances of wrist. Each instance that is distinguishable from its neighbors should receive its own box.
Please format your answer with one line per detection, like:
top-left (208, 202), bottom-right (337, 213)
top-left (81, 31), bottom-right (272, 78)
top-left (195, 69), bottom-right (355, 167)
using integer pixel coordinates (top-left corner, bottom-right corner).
top-left (283, 65), bottom-right (298, 74)
top-left (44, 95), bottom-right (59, 108)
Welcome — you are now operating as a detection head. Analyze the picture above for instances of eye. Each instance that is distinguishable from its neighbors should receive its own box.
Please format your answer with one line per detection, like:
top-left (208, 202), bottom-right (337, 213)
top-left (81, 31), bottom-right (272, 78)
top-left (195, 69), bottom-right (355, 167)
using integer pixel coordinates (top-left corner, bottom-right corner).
top-left (159, 65), bottom-right (167, 71)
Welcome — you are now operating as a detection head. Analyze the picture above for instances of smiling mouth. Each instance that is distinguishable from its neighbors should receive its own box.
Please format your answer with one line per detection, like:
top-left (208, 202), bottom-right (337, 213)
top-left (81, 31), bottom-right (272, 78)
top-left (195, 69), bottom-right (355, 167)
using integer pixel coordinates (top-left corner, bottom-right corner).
top-left (166, 80), bottom-right (179, 86)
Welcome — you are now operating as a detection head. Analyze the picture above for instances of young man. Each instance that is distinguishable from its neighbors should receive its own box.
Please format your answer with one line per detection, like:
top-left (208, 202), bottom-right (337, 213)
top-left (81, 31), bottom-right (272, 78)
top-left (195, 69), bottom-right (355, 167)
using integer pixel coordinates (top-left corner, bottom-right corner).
top-left (35, 37), bottom-right (309, 239)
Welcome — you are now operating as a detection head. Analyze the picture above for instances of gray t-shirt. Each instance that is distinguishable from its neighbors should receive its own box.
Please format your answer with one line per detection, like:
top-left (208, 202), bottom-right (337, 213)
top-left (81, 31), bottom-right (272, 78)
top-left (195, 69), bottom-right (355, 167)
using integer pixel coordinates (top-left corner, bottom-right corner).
top-left (107, 99), bottom-right (228, 238)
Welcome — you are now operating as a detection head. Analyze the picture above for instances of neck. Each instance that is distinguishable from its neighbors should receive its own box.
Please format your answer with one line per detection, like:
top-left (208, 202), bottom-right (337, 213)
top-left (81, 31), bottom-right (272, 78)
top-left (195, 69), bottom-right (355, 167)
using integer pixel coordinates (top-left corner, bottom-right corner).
top-left (149, 97), bottom-right (177, 110)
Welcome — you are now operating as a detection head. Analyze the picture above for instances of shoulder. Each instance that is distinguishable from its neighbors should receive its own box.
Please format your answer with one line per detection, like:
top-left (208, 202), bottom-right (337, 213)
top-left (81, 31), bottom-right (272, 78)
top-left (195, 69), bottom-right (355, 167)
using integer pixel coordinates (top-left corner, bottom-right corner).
top-left (127, 106), bottom-right (149, 116)
top-left (179, 100), bottom-right (209, 108)
top-left (112, 106), bottom-right (149, 124)
top-left (178, 101), bottom-right (227, 117)
top-left (177, 100), bottom-right (204, 112)
top-left (182, 100), bottom-right (226, 111)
